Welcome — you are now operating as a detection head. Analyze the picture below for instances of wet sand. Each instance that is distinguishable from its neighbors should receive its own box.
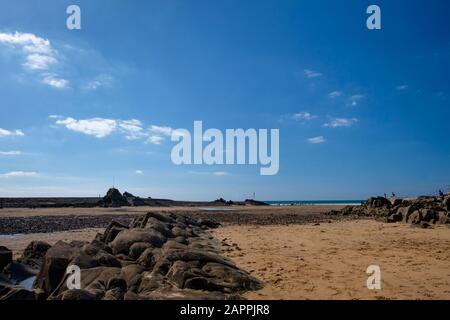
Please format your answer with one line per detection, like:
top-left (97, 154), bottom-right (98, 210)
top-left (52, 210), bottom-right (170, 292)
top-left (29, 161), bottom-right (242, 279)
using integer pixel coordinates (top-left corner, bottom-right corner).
top-left (214, 220), bottom-right (450, 300)
top-left (0, 228), bottom-right (104, 259)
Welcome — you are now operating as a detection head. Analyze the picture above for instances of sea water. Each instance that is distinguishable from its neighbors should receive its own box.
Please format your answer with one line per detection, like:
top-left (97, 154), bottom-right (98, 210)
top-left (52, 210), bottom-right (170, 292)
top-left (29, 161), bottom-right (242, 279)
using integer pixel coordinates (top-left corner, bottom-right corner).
top-left (266, 200), bottom-right (363, 206)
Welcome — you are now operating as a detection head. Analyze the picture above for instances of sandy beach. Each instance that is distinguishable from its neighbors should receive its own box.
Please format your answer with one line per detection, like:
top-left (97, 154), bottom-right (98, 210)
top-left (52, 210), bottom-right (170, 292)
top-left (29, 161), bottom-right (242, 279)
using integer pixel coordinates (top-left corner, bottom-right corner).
top-left (1, 205), bottom-right (449, 300)
top-left (214, 220), bottom-right (450, 300)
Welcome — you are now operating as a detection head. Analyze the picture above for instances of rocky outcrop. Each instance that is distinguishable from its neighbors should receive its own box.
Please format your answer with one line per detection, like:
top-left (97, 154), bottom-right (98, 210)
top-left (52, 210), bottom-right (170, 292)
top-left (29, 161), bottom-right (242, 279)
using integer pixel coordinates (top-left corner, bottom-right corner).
top-left (0, 212), bottom-right (263, 300)
top-left (328, 193), bottom-right (450, 227)
top-left (102, 188), bottom-right (129, 207)
top-left (244, 199), bottom-right (270, 206)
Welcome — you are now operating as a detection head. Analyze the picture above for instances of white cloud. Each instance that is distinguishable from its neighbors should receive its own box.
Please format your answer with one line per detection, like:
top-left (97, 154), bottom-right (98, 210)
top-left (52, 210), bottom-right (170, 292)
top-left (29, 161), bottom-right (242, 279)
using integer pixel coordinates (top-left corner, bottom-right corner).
top-left (293, 112), bottom-right (317, 121)
top-left (56, 117), bottom-right (117, 138)
top-left (146, 125), bottom-right (175, 144)
top-left (0, 171), bottom-right (38, 177)
top-left (118, 119), bottom-right (144, 140)
top-left (82, 74), bottom-right (114, 91)
top-left (0, 31), bottom-right (69, 89)
top-left (396, 85), bottom-right (408, 91)
top-left (213, 171), bottom-right (229, 176)
top-left (304, 69), bottom-right (322, 79)
top-left (135, 170), bottom-right (143, 175)
top-left (307, 136), bottom-right (326, 144)
top-left (0, 151), bottom-right (23, 156)
top-left (328, 91), bottom-right (342, 98)
top-left (147, 135), bottom-right (164, 145)
top-left (42, 74), bottom-right (69, 89)
top-left (0, 128), bottom-right (25, 137)
top-left (149, 125), bottom-right (173, 136)
top-left (24, 53), bottom-right (57, 70)
top-left (54, 116), bottom-right (178, 145)
top-left (324, 118), bottom-right (358, 128)
top-left (349, 94), bottom-right (365, 106)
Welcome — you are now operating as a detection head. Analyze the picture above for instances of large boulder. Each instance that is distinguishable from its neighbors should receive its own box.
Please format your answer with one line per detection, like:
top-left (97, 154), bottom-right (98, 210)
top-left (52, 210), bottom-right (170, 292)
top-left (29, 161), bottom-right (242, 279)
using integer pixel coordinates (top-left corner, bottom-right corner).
top-left (366, 197), bottom-right (392, 209)
top-left (52, 267), bottom-right (123, 299)
top-left (19, 241), bottom-right (51, 269)
top-left (34, 241), bottom-right (85, 296)
top-left (109, 229), bottom-right (166, 255)
top-left (101, 220), bottom-right (129, 244)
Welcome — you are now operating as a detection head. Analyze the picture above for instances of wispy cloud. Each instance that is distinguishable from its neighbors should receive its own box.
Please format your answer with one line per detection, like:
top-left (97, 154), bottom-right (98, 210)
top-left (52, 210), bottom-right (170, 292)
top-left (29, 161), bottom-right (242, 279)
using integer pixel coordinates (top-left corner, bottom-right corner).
top-left (324, 118), bottom-right (358, 128)
top-left (147, 135), bottom-right (164, 145)
top-left (0, 31), bottom-right (69, 89)
top-left (0, 171), bottom-right (38, 177)
top-left (349, 94), bottom-right (365, 107)
top-left (189, 171), bottom-right (230, 177)
top-left (42, 74), bottom-right (69, 89)
top-left (147, 125), bottom-right (185, 145)
top-left (0, 150), bottom-right (23, 156)
top-left (304, 69), bottom-right (322, 79)
top-left (395, 84), bottom-right (408, 91)
top-left (307, 136), bottom-right (326, 144)
top-left (82, 74), bottom-right (114, 91)
top-left (292, 112), bottom-right (317, 121)
top-left (328, 91), bottom-right (342, 98)
top-left (213, 171), bottom-right (229, 176)
top-left (135, 170), bottom-right (143, 175)
top-left (0, 128), bottom-right (25, 137)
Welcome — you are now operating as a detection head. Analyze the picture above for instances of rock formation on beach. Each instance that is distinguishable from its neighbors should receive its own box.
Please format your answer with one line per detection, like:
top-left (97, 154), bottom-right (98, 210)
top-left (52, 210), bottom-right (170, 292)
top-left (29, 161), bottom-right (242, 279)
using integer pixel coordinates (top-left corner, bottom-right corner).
top-left (0, 212), bottom-right (263, 300)
top-left (328, 194), bottom-right (450, 228)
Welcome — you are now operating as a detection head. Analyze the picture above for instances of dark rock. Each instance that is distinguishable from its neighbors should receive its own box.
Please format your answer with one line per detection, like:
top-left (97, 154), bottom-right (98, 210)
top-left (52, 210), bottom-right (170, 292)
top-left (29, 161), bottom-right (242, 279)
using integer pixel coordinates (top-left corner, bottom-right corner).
top-left (0, 246), bottom-right (13, 272)
top-left (35, 241), bottom-right (84, 296)
top-left (120, 264), bottom-right (144, 292)
top-left (3, 262), bottom-right (38, 283)
top-left (129, 242), bottom-right (152, 260)
top-left (443, 195), bottom-right (450, 212)
top-left (19, 241), bottom-right (51, 269)
top-left (96, 252), bottom-right (121, 268)
top-left (244, 199), bottom-right (270, 206)
top-left (60, 289), bottom-right (97, 300)
top-left (367, 197), bottom-right (392, 209)
top-left (0, 286), bottom-right (36, 300)
top-left (197, 218), bottom-right (221, 229)
top-left (390, 198), bottom-right (403, 207)
top-left (110, 229), bottom-right (166, 255)
top-left (387, 212), bottom-right (402, 223)
top-left (420, 221), bottom-right (432, 229)
top-left (144, 217), bottom-right (173, 237)
top-left (102, 220), bottom-right (129, 244)
top-left (102, 188), bottom-right (128, 207)
top-left (438, 211), bottom-right (449, 224)
top-left (137, 248), bottom-right (157, 269)
top-left (407, 211), bottom-right (422, 224)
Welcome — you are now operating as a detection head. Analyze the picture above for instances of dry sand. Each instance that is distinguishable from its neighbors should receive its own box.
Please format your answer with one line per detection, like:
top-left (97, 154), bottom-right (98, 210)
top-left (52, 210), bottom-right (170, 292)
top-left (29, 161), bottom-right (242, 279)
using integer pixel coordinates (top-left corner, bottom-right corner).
top-left (214, 220), bottom-right (450, 300)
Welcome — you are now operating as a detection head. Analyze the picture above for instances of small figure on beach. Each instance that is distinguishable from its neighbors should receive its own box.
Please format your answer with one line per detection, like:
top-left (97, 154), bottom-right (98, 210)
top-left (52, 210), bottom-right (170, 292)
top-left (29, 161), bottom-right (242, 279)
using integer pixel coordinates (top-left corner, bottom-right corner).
top-left (391, 192), bottom-right (396, 198)
top-left (384, 193), bottom-right (387, 198)
top-left (439, 189), bottom-right (444, 197)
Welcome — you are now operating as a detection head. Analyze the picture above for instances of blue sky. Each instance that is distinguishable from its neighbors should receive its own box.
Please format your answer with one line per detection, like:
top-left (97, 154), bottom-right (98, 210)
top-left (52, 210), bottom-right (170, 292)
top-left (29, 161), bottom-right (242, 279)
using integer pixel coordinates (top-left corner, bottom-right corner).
top-left (0, 0), bottom-right (449, 200)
